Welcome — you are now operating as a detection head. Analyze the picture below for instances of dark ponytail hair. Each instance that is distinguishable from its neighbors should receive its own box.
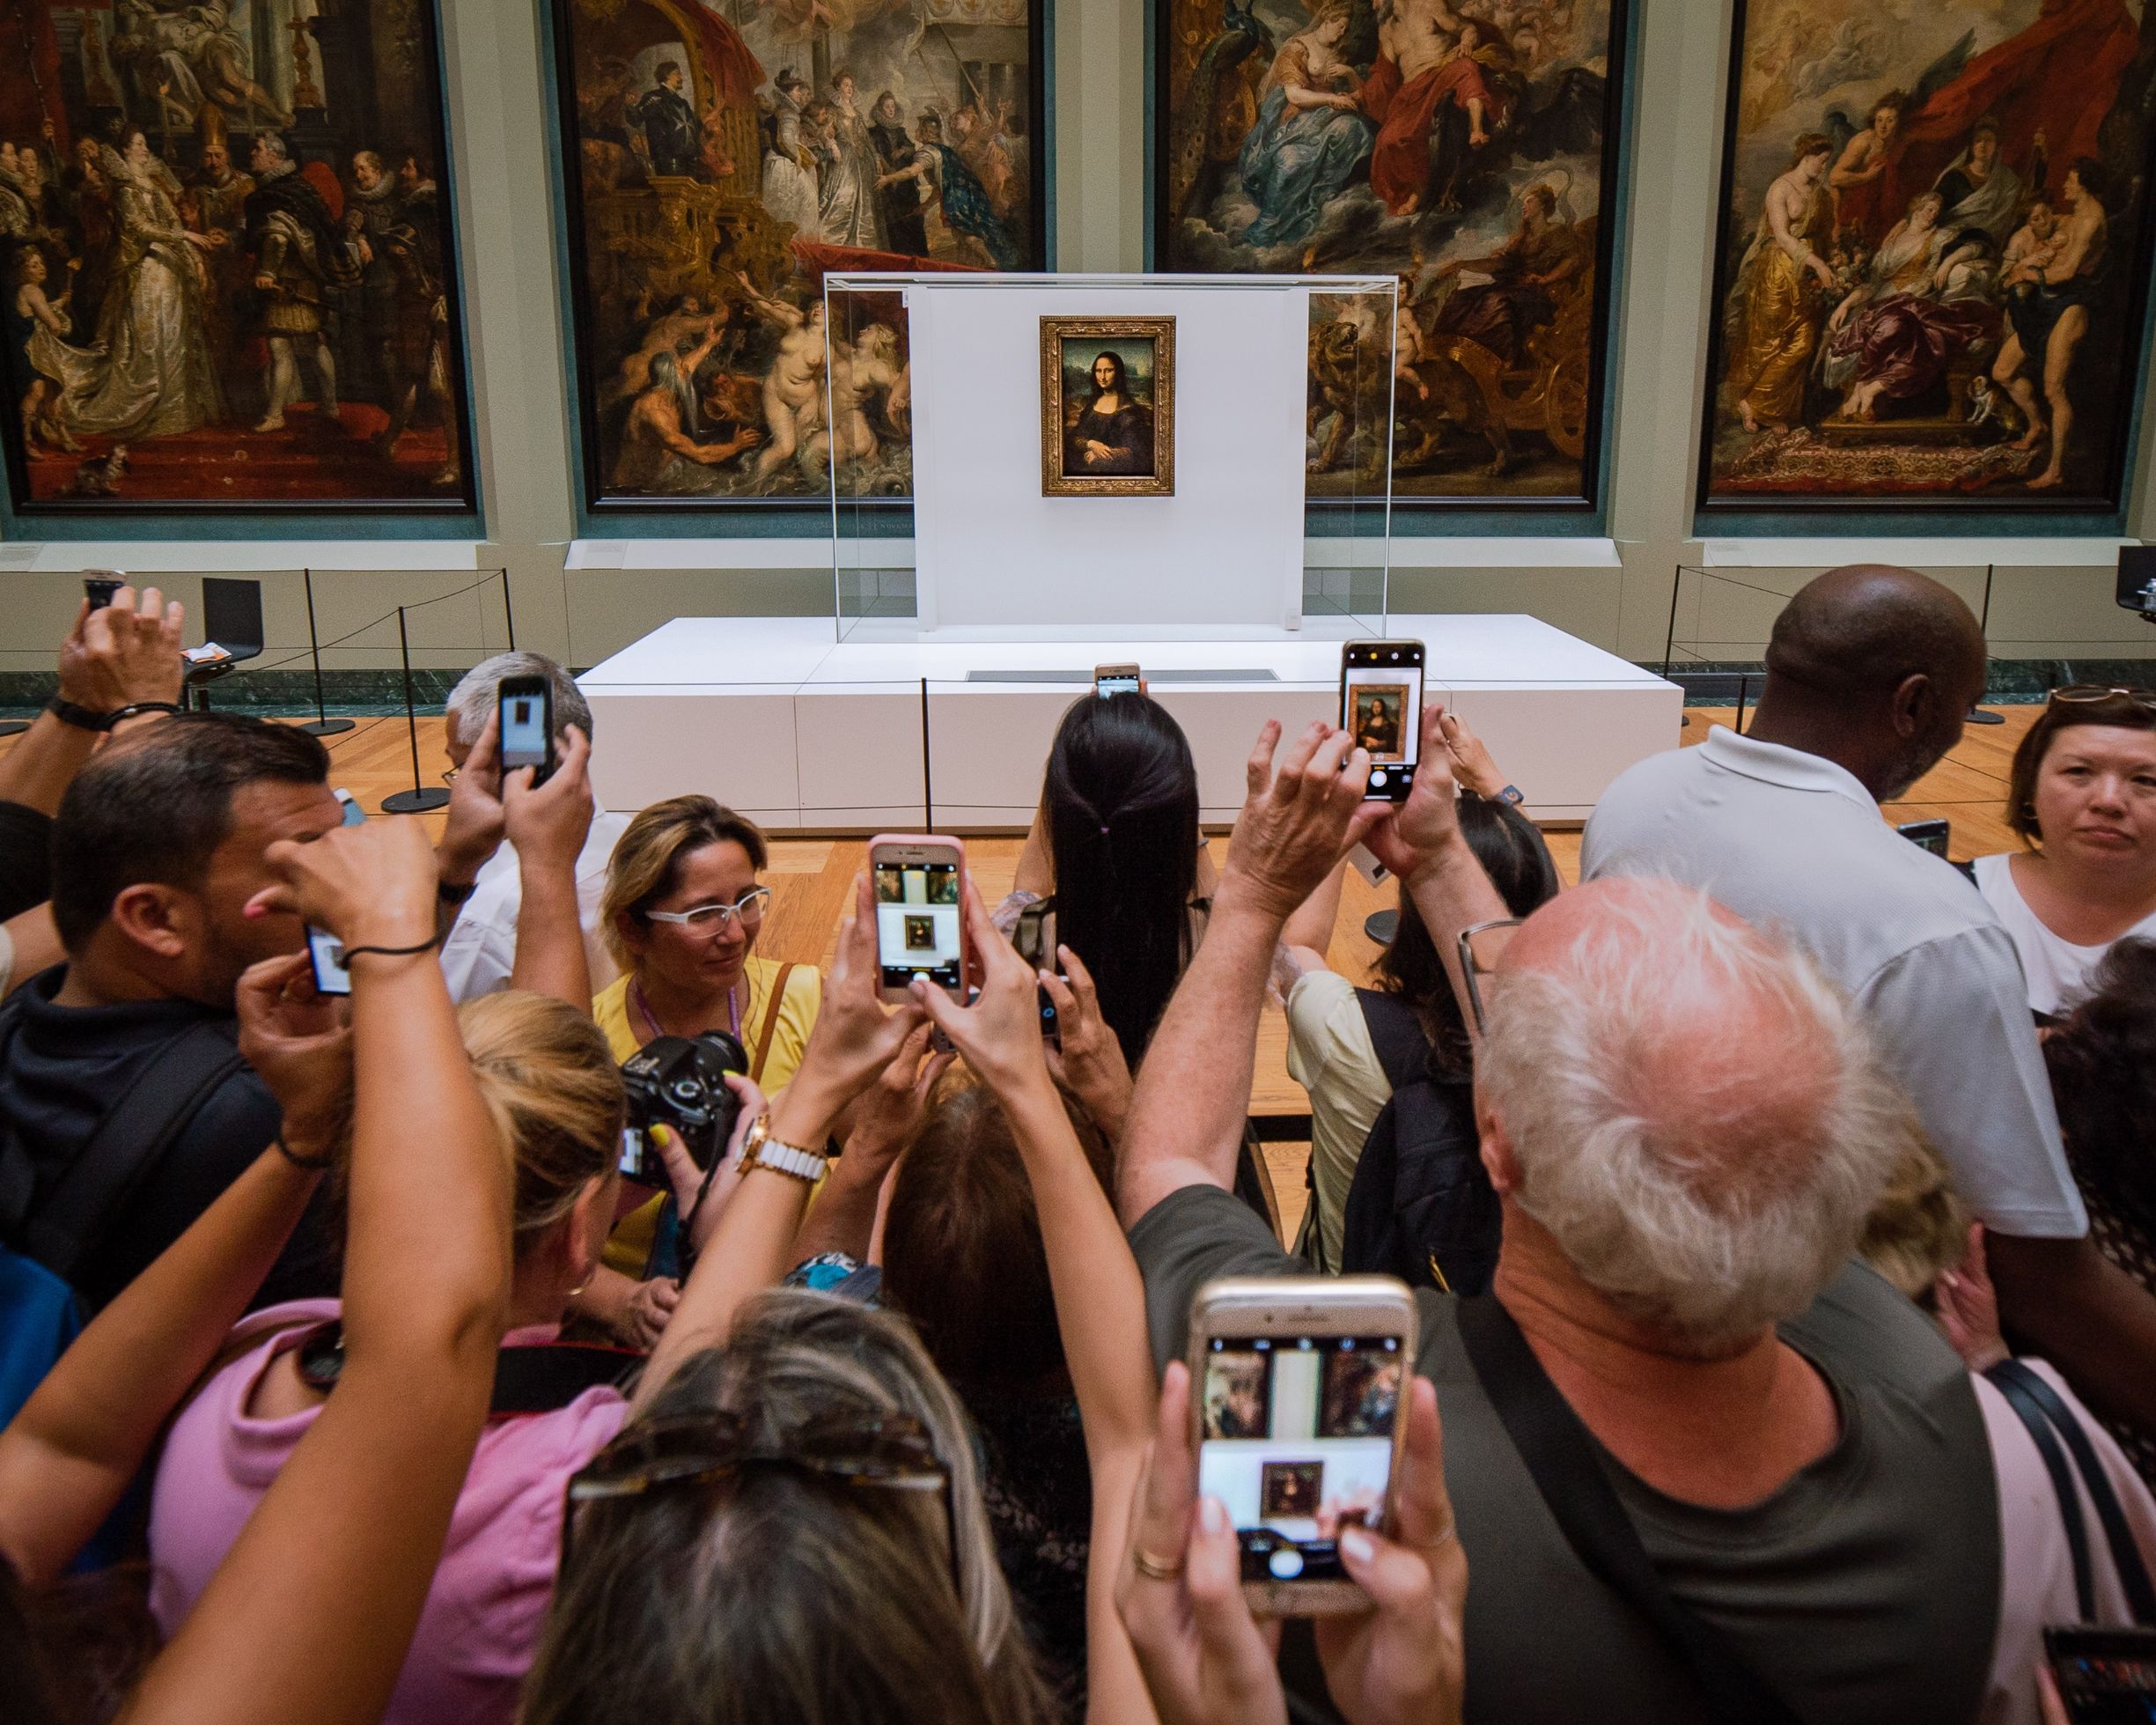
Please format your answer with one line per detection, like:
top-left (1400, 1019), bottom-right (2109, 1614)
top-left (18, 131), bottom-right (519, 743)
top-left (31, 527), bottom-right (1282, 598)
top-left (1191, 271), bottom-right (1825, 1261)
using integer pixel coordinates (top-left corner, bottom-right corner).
top-left (1042, 692), bottom-right (1200, 1067)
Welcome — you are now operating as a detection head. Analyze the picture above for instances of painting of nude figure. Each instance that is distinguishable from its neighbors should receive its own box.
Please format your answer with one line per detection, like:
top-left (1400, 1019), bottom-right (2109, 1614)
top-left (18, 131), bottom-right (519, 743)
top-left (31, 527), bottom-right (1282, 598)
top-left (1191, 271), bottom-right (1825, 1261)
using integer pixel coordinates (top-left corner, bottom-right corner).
top-left (0, 0), bottom-right (473, 512)
top-left (548, 0), bottom-right (1048, 511)
top-left (1155, 0), bottom-right (1629, 507)
top-left (1701, 0), bottom-right (2156, 510)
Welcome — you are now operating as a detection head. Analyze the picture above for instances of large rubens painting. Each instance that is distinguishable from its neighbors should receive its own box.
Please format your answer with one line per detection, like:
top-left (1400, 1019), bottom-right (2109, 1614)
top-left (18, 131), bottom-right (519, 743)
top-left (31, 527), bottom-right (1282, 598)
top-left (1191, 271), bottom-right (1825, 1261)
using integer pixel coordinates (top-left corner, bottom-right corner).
top-left (0, 2), bottom-right (472, 512)
top-left (552, 0), bottom-right (1048, 509)
top-left (1702, 0), bottom-right (2156, 509)
top-left (1155, 0), bottom-right (1628, 506)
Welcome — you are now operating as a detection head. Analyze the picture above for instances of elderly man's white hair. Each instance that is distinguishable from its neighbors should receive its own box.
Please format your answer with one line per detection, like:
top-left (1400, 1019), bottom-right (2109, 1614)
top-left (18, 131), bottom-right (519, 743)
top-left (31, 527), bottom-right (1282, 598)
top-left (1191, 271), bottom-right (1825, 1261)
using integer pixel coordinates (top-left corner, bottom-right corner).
top-left (445, 652), bottom-right (592, 750)
top-left (1477, 878), bottom-right (1903, 1354)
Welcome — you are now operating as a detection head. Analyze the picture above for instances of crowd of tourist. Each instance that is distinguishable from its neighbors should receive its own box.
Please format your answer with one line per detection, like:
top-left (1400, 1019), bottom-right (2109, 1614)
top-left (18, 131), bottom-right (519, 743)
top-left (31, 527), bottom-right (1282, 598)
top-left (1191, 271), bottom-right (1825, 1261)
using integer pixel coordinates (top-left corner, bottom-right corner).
top-left (2, 564), bottom-right (2154, 1725)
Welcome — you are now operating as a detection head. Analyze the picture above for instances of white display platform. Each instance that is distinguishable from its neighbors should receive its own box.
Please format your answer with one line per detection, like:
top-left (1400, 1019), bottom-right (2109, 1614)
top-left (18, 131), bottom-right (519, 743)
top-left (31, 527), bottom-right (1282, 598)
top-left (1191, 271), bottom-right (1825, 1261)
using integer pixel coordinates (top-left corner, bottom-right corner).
top-left (579, 616), bottom-right (1681, 831)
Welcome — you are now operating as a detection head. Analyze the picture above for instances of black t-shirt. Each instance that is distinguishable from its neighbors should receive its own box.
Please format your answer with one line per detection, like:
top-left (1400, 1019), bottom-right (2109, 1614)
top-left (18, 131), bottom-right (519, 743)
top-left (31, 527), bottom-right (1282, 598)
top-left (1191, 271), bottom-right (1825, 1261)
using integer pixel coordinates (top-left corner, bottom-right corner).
top-left (0, 800), bottom-right (53, 924)
top-left (0, 968), bottom-right (335, 1312)
top-left (1130, 1183), bottom-right (2000, 1725)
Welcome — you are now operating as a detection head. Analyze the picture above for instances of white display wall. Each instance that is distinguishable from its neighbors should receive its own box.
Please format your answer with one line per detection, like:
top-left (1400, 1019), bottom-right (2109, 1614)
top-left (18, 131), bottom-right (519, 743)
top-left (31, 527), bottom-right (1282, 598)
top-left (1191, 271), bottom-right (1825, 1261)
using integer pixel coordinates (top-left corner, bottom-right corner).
top-left (904, 276), bottom-right (1345, 638)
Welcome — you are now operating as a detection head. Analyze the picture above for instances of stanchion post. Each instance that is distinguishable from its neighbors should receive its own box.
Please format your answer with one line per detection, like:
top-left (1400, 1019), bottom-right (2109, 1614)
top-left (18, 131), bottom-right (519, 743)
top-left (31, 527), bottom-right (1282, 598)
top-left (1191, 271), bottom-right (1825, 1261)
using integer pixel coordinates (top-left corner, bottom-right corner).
top-left (298, 568), bottom-right (355, 737)
top-left (380, 605), bottom-right (450, 814)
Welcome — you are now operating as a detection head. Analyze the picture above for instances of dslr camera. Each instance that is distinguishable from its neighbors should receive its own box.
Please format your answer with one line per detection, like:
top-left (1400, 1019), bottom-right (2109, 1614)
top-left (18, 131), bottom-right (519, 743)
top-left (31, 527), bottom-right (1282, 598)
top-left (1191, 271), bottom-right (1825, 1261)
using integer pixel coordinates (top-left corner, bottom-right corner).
top-left (618, 1032), bottom-right (747, 1185)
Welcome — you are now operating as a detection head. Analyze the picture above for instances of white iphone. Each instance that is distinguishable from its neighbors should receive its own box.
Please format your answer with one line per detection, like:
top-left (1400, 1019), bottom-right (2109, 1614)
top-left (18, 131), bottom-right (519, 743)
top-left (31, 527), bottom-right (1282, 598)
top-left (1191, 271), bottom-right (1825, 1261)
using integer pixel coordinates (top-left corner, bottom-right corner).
top-left (1187, 1275), bottom-right (1418, 1615)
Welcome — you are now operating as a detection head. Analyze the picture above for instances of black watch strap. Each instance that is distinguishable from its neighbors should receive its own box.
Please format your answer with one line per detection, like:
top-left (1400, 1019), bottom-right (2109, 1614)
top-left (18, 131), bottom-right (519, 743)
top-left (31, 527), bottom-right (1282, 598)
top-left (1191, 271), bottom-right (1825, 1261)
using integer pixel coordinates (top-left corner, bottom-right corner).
top-left (45, 697), bottom-right (113, 731)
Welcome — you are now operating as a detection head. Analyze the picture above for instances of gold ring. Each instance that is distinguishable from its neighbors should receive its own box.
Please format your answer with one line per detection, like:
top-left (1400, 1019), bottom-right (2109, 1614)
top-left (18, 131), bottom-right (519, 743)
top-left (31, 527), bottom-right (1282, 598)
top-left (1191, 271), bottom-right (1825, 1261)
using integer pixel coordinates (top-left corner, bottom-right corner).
top-left (1131, 1546), bottom-right (1186, 1582)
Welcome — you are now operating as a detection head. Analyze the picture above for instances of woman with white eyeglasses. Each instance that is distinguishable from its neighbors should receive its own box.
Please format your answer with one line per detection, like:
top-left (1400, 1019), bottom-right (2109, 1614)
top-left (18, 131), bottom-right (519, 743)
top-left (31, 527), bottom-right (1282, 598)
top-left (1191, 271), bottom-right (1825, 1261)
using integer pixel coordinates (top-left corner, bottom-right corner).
top-left (575, 797), bottom-right (822, 1345)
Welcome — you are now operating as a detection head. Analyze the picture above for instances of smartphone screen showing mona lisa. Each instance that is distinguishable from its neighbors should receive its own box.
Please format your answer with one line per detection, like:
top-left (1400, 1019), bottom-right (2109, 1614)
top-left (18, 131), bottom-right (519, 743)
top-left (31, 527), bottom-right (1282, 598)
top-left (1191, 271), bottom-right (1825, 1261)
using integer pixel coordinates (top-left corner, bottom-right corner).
top-left (1341, 642), bottom-right (1424, 803)
top-left (873, 861), bottom-right (962, 990)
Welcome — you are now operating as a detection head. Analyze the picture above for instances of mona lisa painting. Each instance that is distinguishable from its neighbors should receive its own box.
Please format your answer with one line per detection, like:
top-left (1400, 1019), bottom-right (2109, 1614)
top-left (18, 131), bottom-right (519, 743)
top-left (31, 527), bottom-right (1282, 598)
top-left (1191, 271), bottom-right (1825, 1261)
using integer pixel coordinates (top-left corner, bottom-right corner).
top-left (1040, 316), bottom-right (1176, 497)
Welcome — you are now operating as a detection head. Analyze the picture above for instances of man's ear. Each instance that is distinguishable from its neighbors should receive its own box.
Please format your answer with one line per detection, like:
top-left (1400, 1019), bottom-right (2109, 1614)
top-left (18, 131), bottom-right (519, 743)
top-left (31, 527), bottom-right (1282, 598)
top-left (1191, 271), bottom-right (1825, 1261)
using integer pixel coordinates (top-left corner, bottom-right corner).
top-left (1889, 671), bottom-right (1933, 741)
top-left (107, 882), bottom-right (197, 964)
top-left (1475, 1085), bottom-right (1521, 1194)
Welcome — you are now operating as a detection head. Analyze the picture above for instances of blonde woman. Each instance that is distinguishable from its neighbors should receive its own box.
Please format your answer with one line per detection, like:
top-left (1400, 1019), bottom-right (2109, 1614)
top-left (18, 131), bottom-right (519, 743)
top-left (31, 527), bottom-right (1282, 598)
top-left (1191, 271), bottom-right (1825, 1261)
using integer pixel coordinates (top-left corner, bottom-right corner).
top-left (145, 991), bottom-right (701, 1725)
top-left (581, 796), bottom-right (821, 1342)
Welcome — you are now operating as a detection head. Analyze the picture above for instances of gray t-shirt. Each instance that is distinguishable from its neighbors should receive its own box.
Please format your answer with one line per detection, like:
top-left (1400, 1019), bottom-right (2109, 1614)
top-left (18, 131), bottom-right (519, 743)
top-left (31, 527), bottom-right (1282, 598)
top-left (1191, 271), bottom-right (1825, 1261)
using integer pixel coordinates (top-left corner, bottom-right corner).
top-left (1581, 726), bottom-right (2083, 1240)
top-left (1131, 1184), bottom-right (2000, 1725)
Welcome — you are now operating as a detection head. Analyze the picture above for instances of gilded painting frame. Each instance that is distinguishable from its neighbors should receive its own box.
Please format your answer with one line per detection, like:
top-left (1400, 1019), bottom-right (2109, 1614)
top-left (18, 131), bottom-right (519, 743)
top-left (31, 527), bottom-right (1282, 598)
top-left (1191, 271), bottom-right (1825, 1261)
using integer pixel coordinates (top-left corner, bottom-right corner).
top-left (1040, 315), bottom-right (1177, 498)
top-left (1696, 0), bottom-right (2156, 515)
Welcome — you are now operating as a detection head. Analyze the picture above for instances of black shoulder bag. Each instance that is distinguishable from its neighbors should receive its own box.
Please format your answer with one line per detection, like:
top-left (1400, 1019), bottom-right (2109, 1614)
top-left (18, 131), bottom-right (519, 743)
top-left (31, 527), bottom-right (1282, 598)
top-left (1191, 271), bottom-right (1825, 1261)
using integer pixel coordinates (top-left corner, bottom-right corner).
top-left (1454, 1295), bottom-right (1805, 1725)
top-left (0, 996), bottom-right (247, 1284)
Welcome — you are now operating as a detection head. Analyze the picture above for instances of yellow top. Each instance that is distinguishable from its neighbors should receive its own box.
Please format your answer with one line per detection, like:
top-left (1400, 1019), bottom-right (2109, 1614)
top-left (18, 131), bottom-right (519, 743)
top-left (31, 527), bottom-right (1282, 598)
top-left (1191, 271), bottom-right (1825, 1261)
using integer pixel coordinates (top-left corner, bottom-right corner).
top-left (598, 953), bottom-right (823, 1277)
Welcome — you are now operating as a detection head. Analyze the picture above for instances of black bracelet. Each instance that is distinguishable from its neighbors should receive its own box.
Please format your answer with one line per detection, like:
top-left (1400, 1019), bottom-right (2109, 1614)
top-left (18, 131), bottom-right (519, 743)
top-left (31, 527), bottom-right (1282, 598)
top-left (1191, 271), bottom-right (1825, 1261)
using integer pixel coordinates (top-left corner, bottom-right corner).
top-left (438, 877), bottom-right (480, 906)
top-left (341, 933), bottom-right (445, 963)
top-left (106, 701), bottom-right (185, 728)
top-left (275, 1137), bottom-right (335, 1172)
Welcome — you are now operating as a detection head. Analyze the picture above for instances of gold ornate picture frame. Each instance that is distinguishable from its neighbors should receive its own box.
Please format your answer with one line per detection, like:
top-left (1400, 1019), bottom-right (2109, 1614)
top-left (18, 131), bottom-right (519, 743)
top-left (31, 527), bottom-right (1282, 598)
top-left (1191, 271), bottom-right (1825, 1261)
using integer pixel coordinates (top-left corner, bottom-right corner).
top-left (1041, 317), bottom-right (1176, 497)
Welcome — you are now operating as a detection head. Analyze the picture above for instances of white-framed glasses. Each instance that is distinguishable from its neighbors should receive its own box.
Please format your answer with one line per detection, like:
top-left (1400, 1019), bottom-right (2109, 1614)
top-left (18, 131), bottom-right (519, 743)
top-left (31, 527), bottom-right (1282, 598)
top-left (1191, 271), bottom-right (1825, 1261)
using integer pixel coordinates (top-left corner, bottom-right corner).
top-left (642, 887), bottom-right (771, 933)
top-left (1456, 918), bottom-right (1523, 1038)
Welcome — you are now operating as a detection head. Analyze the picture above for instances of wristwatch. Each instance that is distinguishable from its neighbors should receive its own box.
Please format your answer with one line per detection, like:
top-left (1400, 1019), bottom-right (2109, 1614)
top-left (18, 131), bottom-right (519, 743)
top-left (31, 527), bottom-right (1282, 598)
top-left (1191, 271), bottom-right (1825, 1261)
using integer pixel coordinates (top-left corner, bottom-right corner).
top-left (740, 1113), bottom-right (828, 1184)
top-left (1491, 784), bottom-right (1526, 807)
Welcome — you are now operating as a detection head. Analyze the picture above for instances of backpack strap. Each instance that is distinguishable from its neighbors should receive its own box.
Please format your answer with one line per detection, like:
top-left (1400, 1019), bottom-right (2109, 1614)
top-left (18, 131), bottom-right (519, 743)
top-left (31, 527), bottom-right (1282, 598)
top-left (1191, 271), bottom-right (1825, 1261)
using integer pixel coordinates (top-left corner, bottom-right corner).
top-left (17, 1021), bottom-right (247, 1282)
top-left (1985, 1360), bottom-right (2097, 1620)
top-left (750, 963), bottom-right (798, 1085)
top-left (1455, 1295), bottom-right (1805, 1725)
top-left (1354, 989), bottom-right (1431, 1090)
top-left (492, 1340), bottom-right (644, 1414)
top-left (1989, 1359), bottom-right (2156, 1625)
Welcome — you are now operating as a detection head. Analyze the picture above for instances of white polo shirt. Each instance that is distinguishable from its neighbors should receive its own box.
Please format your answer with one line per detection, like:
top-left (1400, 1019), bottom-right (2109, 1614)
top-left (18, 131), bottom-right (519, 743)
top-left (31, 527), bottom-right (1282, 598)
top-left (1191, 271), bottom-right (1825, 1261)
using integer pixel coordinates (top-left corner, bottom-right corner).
top-left (438, 803), bottom-right (632, 1005)
top-left (1582, 726), bottom-right (2086, 1239)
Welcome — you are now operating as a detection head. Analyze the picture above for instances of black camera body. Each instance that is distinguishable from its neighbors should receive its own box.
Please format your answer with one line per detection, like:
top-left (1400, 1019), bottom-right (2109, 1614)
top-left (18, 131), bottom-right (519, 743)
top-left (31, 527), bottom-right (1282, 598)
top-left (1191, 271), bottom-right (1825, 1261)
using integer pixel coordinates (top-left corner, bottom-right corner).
top-left (619, 1031), bottom-right (747, 1185)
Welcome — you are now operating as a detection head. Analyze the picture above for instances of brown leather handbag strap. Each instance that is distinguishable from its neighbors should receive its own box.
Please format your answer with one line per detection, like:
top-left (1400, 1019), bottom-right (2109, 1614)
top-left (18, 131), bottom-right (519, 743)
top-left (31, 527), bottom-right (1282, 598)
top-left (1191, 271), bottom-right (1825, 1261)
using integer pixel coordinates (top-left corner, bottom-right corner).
top-left (751, 962), bottom-right (798, 1083)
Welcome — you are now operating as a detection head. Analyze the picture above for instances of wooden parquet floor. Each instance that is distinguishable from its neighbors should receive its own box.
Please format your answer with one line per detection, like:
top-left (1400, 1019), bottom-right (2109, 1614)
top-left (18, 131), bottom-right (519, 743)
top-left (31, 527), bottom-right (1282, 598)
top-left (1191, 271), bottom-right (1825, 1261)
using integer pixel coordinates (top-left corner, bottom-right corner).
top-left (17, 704), bottom-right (2035, 1246)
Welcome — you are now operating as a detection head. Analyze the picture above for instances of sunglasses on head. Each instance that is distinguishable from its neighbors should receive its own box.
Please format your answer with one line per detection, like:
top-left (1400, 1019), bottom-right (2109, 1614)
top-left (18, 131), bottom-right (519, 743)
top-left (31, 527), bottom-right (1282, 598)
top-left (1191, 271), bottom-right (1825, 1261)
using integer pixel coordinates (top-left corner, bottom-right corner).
top-left (2048, 685), bottom-right (2156, 714)
top-left (560, 1408), bottom-right (957, 1585)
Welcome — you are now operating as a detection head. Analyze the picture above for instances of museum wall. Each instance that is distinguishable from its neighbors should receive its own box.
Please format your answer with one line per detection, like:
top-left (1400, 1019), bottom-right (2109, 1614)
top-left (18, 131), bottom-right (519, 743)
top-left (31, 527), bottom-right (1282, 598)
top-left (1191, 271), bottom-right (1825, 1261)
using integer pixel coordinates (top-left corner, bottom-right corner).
top-left (0, 0), bottom-right (2151, 689)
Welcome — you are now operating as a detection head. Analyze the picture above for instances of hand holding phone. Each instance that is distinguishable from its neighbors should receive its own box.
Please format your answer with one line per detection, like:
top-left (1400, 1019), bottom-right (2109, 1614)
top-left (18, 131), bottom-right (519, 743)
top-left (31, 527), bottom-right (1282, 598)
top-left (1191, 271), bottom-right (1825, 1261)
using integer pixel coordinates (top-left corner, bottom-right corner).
top-left (1341, 642), bottom-right (1426, 803)
top-left (83, 571), bottom-right (124, 610)
top-left (497, 673), bottom-right (556, 788)
top-left (1187, 1275), bottom-right (1418, 1614)
top-left (867, 835), bottom-right (971, 1004)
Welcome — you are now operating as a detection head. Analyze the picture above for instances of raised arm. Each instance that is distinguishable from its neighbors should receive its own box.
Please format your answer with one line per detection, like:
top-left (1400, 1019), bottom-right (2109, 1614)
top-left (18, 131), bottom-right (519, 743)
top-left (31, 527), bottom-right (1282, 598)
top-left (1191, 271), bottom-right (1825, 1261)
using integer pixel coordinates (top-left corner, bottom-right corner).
top-left (913, 882), bottom-right (1159, 1724)
top-left (0, 585), bottom-right (184, 818)
top-left (1117, 720), bottom-right (1378, 1226)
top-left (127, 815), bottom-right (514, 1725)
top-left (790, 1019), bottom-right (947, 1267)
top-left (503, 724), bottom-right (596, 1010)
top-left (636, 871), bottom-right (923, 1406)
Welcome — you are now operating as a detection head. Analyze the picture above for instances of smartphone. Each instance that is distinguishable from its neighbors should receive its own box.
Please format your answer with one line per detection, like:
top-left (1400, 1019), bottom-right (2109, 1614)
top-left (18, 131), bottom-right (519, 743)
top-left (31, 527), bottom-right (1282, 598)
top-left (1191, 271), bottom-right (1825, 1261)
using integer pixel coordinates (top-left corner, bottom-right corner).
top-left (2044, 1626), bottom-right (2156, 1721)
top-left (333, 788), bottom-right (366, 827)
top-left (306, 926), bottom-right (352, 997)
top-left (497, 674), bottom-right (556, 787)
top-left (1896, 818), bottom-right (1951, 859)
top-left (1095, 662), bottom-right (1142, 697)
top-left (867, 835), bottom-right (970, 1004)
top-left (83, 571), bottom-right (123, 609)
top-left (1341, 642), bottom-right (1425, 803)
top-left (1188, 1275), bottom-right (1418, 1615)
top-left (1038, 981), bottom-right (1062, 1048)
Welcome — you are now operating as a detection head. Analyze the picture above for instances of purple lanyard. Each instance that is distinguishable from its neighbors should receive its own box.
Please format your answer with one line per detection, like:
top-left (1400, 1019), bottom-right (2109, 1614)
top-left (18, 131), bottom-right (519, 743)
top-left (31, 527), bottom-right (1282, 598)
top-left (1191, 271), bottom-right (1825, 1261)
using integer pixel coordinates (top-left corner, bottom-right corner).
top-left (631, 974), bottom-right (740, 1043)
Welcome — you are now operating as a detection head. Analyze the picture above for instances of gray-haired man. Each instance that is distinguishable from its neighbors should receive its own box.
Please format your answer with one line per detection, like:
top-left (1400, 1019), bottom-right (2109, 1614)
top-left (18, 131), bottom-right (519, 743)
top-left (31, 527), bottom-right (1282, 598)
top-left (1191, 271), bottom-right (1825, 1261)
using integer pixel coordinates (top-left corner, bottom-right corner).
top-left (437, 652), bottom-right (629, 1002)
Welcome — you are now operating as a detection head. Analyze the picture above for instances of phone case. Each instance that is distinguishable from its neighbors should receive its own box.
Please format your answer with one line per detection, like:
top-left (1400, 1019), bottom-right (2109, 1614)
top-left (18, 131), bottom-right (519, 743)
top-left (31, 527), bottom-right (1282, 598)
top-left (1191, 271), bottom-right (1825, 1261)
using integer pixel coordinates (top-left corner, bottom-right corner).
top-left (866, 835), bottom-right (973, 999)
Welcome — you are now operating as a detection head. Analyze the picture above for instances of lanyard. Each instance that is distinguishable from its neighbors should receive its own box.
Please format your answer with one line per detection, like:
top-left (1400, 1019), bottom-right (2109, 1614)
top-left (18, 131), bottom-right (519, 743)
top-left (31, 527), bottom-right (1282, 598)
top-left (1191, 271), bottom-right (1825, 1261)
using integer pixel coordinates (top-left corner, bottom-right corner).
top-left (630, 973), bottom-right (741, 1043)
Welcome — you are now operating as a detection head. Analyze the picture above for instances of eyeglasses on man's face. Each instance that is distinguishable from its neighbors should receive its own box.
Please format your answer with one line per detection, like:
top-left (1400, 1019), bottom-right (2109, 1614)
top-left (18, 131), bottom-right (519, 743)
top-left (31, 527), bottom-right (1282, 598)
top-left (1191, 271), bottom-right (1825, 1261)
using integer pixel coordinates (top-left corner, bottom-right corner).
top-left (1455, 918), bottom-right (1523, 1037)
top-left (641, 886), bottom-right (772, 934)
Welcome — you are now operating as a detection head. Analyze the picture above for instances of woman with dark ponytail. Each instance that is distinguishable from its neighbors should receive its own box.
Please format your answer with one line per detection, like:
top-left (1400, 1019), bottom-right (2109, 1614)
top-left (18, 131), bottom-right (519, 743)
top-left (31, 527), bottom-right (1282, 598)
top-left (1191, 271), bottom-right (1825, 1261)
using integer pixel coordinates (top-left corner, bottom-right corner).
top-left (1001, 692), bottom-right (1211, 1076)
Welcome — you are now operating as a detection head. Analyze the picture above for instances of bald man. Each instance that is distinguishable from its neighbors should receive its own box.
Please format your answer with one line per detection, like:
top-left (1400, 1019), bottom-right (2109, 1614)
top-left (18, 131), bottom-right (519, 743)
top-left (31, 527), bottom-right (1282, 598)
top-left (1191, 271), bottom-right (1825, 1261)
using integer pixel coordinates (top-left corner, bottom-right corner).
top-left (1116, 719), bottom-right (1998, 1723)
top-left (1586, 564), bottom-right (2156, 1439)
